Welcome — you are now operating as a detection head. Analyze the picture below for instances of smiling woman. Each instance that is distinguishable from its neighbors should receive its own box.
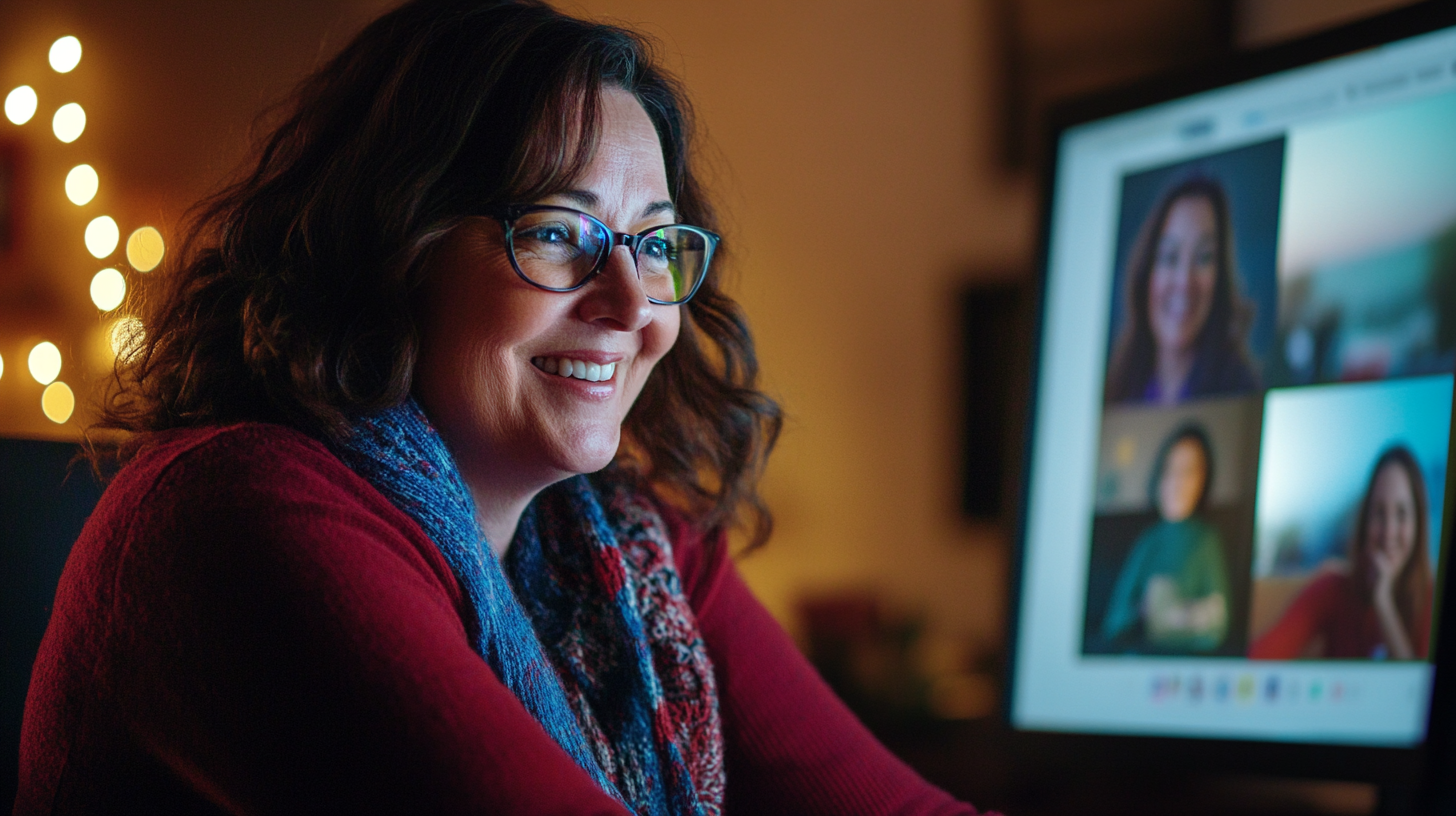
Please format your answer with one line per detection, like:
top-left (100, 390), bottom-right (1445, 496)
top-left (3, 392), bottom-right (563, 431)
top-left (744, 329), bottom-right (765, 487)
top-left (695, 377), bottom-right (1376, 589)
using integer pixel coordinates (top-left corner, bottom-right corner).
top-left (15, 1), bottom-right (985, 814)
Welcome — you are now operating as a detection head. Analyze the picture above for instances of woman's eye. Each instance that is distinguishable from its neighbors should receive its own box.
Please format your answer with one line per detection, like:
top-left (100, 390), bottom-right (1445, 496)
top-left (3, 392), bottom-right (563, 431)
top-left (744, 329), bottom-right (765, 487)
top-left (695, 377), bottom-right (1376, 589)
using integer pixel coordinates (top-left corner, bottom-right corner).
top-left (640, 237), bottom-right (673, 262)
top-left (521, 224), bottom-right (573, 244)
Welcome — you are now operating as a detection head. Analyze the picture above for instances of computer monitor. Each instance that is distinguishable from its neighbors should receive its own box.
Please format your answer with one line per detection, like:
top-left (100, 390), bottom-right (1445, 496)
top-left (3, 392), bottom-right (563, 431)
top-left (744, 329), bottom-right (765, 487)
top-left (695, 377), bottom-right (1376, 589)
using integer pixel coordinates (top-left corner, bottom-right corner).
top-left (1008, 1), bottom-right (1456, 796)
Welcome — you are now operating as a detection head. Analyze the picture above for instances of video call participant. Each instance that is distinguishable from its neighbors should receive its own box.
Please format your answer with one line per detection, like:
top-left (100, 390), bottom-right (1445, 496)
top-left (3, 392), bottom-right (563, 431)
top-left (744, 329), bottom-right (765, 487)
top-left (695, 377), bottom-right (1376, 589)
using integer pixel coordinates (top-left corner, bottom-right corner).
top-left (1100, 425), bottom-right (1230, 653)
top-left (1104, 176), bottom-right (1261, 405)
top-left (1251, 446), bottom-right (1434, 660)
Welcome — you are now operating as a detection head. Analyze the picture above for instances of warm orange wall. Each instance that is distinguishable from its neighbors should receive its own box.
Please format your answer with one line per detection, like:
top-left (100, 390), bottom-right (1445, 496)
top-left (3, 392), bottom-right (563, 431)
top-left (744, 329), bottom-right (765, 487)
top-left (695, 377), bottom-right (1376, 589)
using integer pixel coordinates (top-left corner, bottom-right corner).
top-left (0, 0), bottom-right (1034, 649)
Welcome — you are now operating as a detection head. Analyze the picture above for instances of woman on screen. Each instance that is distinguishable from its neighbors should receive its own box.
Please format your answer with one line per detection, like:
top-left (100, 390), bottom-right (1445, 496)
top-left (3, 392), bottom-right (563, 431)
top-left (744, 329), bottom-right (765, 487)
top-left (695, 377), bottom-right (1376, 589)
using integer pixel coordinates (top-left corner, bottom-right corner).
top-left (1104, 176), bottom-right (1260, 405)
top-left (1100, 424), bottom-right (1230, 653)
top-left (1251, 446), bottom-right (1434, 661)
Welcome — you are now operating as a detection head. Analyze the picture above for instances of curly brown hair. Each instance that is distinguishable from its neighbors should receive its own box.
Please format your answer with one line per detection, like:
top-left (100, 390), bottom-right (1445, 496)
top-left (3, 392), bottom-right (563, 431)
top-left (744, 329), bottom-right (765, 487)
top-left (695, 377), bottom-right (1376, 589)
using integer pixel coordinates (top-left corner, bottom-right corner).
top-left (94, 0), bottom-right (781, 546)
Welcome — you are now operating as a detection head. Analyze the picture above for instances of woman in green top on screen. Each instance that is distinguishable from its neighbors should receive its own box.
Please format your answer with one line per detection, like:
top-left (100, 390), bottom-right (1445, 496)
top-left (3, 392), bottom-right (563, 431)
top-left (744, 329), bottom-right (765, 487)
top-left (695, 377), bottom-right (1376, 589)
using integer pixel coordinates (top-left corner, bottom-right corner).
top-left (1101, 424), bottom-right (1230, 653)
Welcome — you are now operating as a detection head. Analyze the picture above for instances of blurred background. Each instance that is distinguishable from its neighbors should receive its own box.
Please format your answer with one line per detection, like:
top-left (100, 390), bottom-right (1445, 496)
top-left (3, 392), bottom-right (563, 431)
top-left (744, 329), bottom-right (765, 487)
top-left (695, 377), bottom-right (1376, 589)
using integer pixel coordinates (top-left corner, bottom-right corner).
top-left (0, 0), bottom-right (1427, 812)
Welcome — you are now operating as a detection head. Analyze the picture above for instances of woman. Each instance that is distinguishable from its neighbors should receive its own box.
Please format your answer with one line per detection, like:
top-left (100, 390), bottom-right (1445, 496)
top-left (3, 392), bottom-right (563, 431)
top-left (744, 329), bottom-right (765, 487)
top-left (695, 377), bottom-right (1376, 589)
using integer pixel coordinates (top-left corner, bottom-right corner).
top-left (1104, 176), bottom-right (1261, 405)
top-left (1100, 425), bottom-right (1229, 654)
top-left (15, 2), bottom-right (984, 814)
top-left (1251, 446), bottom-right (1434, 661)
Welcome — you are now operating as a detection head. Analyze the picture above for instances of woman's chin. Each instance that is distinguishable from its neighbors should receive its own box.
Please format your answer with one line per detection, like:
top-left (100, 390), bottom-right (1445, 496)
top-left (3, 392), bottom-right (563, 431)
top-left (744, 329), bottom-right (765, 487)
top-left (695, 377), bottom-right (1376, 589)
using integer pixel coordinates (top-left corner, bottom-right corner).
top-left (545, 427), bottom-right (622, 477)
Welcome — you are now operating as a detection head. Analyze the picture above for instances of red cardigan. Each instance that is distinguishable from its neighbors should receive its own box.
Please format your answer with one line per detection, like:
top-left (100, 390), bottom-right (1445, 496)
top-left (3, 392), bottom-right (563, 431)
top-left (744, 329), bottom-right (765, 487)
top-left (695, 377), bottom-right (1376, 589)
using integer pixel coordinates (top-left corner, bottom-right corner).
top-left (16, 424), bottom-right (981, 815)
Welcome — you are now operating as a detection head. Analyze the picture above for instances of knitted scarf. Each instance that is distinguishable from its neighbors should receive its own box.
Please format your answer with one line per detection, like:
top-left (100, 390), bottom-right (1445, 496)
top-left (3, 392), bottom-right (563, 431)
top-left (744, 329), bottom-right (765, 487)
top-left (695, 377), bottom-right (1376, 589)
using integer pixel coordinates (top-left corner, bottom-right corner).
top-left (331, 399), bottom-right (723, 815)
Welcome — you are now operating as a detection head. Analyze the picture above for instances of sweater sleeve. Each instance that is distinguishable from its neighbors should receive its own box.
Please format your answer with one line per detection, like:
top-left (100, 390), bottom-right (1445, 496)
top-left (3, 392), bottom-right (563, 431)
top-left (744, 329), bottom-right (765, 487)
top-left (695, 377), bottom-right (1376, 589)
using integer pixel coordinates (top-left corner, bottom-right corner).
top-left (1249, 571), bottom-right (1342, 660)
top-left (666, 512), bottom-right (982, 816)
top-left (20, 425), bottom-right (631, 816)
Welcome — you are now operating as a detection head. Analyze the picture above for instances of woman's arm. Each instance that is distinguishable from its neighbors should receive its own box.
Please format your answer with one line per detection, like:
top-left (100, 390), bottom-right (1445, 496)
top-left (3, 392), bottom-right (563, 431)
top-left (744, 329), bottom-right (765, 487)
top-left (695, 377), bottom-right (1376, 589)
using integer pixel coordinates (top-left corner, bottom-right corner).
top-left (1142, 578), bottom-right (1226, 641)
top-left (1369, 549), bottom-right (1417, 660)
top-left (1248, 570), bottom-right (1342, 660)
top-left (21, 425), bottom-right (631, 816)
top-left (667, 513), bottom-right (985, 816)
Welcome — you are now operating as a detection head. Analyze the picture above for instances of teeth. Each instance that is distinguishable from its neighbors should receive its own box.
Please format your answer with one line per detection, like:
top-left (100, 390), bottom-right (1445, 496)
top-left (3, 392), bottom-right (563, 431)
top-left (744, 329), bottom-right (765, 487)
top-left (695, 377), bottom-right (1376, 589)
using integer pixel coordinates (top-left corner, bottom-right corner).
top-left (532, 357), bottom-right (617, 383)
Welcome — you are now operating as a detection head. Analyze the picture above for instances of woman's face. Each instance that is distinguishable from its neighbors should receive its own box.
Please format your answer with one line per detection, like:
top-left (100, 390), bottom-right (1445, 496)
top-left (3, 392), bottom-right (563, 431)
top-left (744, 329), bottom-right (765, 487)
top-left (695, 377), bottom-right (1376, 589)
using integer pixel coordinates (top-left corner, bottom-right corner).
top-left (1147, 194), bottom-right (1218, 358)
top-left (412, 89), bottom-right (681, 492)
top-left (1157, 437), bottom-right (1208, 522)
top-left (1365, 462), bottom-right (1419, 577)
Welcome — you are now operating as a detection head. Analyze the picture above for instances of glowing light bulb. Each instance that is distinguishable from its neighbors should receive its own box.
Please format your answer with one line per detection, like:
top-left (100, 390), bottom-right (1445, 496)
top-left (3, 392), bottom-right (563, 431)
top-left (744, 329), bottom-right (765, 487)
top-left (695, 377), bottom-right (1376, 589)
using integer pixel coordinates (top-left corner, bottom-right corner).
top-left (85, 215), bottom-right (119, 258)
top-left (126, 226), bottom-right (165, 272)
top-left (109, 317), bottom-right (145, 362)
top-left (29, 341), bottom-right (61, 385)
top-left (91, 268), bottom-right (126, 311)
top-left (42, 382), bottom-right (75, 424)
top-left (5, 86), bottom-right (37, 125)
top-left (49, 37), bottom-right (82, 74)
top-left (66, 164), bottom-right (99, 205)
top-left (52, 102), bottom-right (85, 143)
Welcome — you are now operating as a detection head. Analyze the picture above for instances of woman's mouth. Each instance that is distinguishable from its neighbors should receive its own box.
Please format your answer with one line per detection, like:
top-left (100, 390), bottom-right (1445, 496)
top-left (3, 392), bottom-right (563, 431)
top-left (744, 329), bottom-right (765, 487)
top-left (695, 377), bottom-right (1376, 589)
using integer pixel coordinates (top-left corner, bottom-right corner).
top-left (531, 356), bottom-right (617, 382)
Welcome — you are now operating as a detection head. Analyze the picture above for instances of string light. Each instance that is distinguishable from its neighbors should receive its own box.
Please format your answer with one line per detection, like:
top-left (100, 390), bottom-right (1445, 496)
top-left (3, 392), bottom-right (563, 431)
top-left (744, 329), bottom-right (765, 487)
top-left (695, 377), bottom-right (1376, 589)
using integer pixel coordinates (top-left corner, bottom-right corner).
top-left (90, 268), bottom-right (126, 311)
top-left (5, 86), bottom-right (37, 125)
top-left (66, 164), bottom-right (99, 205)
top-left (126, 226), bottom-right (165, 272)
top-left (85, 215), bottom-right (119, 258)
top-left (42, 382), bottom-right (75, 424)
top-left (49, 36), bottom-right (82, 74)
top-left (52, 102), bottom-right (85, 143)
top-left (28, 341), bottom-right (62, 385)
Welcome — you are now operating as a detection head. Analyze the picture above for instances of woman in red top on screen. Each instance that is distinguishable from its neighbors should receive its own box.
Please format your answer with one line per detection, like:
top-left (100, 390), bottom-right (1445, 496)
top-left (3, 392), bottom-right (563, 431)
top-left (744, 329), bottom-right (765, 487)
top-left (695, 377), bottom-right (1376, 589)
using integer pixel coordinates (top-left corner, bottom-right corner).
top-left (15, 2), bottom-right (985, 814)
top-left (1104, 177), bottom-right (1261, 405)
top-left (1251, 446), bottom-right (1435, 661)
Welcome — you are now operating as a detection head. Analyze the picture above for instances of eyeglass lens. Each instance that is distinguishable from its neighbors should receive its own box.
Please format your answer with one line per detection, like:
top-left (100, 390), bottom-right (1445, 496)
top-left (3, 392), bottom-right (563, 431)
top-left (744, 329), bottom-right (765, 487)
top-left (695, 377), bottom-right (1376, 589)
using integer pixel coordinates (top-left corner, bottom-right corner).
top-left (509, 209), bottom-right (710, 303)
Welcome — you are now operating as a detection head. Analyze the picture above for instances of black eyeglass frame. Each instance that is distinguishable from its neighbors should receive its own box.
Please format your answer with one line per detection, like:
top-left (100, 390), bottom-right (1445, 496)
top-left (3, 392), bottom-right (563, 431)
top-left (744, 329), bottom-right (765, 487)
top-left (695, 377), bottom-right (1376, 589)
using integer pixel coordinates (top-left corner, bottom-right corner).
top-left (491, 203), bottom-right (720, 305)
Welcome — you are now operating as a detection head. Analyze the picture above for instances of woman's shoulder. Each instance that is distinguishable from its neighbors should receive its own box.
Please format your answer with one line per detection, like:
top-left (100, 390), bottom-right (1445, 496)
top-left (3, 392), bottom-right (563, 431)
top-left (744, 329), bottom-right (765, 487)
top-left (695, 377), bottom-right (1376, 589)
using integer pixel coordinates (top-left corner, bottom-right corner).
top-left (93, 422), bottom-right (448, 574)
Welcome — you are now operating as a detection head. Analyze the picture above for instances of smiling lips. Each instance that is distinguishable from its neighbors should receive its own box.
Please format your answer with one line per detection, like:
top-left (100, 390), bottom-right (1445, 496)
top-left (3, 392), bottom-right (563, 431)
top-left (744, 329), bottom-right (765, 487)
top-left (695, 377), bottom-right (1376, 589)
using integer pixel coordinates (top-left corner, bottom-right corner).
top-left (532, 356), bottom-right (618, 383)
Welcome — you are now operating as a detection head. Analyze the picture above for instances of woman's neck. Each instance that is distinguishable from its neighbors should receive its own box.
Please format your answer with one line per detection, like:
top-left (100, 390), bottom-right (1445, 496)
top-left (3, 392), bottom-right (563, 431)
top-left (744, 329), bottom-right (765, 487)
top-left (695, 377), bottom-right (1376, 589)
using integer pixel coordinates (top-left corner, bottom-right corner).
top-left (455, 461), bottom-right (565, 559)
top-left (1154, 348), bottom-right (1195, 404)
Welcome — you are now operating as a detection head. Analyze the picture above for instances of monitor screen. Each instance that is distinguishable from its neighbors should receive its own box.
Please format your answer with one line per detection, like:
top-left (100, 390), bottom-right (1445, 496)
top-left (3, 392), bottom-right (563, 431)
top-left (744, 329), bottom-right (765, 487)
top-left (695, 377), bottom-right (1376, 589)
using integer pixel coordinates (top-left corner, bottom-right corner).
top-left (1012, 12), bottom-right (1456, 749)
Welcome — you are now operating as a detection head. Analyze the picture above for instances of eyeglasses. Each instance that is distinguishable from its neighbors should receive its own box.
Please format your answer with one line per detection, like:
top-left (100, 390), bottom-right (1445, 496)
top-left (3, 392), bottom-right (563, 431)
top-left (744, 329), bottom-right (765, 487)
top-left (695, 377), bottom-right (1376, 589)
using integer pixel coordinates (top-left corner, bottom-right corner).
top-left (491, 204), bottom-right (719, 305)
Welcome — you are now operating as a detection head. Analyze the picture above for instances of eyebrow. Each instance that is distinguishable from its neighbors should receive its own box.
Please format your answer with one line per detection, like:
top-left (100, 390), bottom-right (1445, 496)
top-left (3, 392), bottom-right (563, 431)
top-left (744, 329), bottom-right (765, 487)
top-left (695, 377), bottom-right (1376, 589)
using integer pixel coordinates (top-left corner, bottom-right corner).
top-left (556, 189), bottom-right (677, 221)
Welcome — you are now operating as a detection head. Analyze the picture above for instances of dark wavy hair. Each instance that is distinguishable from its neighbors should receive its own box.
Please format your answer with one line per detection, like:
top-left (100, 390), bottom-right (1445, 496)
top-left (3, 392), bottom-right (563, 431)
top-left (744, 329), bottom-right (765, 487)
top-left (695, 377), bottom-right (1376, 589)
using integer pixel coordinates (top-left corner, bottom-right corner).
top-left (92, 0), bottom-right (782, 547)
top-left (1351, 445), bottom-right (1434, 655)
top-left (1147, 423), bottom-right (1214, 516)
top-left (1104, 175), bottom-right (1257, 403)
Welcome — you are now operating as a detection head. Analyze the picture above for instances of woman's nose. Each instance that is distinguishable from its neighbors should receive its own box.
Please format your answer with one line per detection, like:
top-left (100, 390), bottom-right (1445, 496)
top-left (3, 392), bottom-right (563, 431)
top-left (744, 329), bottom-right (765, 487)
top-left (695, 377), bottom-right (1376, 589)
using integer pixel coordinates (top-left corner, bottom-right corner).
top-left (576, 247), bottom-right (653, 331)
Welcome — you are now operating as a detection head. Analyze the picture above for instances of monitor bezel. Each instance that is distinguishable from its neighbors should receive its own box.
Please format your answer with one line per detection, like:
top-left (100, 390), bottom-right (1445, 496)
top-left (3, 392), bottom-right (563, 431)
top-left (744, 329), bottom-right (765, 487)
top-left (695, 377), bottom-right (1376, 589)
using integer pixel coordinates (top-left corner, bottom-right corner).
top-left (1006, 0), bottom-right (1456, 789)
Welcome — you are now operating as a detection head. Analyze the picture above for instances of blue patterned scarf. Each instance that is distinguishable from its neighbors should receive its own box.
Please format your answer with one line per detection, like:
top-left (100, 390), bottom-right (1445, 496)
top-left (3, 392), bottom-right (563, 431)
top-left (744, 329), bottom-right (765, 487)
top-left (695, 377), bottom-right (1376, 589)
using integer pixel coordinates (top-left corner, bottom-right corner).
top-left (331, 399), bottom-right (723, 815)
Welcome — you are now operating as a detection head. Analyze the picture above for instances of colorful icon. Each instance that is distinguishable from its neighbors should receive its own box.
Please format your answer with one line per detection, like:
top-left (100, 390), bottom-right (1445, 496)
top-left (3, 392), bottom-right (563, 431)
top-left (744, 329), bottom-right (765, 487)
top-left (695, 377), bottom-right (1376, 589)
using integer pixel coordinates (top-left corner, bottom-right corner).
top-left (1236, 674), bottom-right (1255, 702)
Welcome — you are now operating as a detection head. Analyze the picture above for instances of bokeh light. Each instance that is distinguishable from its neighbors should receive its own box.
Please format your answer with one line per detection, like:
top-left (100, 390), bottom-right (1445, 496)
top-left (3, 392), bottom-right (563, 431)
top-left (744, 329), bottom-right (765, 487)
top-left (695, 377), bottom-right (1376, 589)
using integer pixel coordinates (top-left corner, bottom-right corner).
top-left (0, 351), bottom-right (5, 380)
top-left (28, 341), bottom-right (62, 385)
top-left (49, 37), bottom-right (82, 74)
top-left (42, 382), bottom-right (76, 424)
top-left (109, 317), bottom-right (145, 362)
top-left (85, 215), bottom-right (119, 258)
top-left (90, 268), bottom-right (126, 311)
top-left (5, 86), bottom-right (37, 125)
top-left (126, 226), bottom-right (165, 272)
top-left (66, 164), bottom-right (99, 205)
top-left (52, 102), bottom-right (85, 143)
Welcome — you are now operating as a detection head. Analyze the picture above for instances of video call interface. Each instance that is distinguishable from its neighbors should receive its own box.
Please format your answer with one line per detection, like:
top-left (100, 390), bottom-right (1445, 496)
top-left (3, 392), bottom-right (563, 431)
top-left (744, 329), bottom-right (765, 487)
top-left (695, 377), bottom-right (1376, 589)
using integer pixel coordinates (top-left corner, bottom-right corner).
top-left (1013, 23), bottom-right (1456, 747)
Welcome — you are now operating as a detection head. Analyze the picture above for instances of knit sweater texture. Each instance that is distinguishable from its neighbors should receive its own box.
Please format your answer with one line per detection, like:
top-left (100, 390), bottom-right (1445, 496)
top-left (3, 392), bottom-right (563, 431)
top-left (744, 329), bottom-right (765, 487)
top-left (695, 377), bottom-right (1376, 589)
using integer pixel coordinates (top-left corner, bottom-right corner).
top-left (15, 423), bottom-right (980, 815)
